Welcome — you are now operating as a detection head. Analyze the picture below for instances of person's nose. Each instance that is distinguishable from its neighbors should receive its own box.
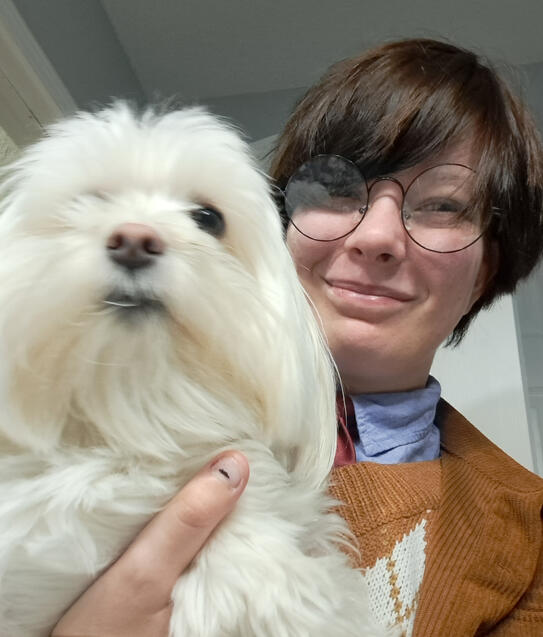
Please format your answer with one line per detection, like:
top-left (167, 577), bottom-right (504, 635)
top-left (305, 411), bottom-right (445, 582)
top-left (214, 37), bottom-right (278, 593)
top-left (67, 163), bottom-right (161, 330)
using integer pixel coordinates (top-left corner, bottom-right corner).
top-left (342, 180), bottom-right (407, 263)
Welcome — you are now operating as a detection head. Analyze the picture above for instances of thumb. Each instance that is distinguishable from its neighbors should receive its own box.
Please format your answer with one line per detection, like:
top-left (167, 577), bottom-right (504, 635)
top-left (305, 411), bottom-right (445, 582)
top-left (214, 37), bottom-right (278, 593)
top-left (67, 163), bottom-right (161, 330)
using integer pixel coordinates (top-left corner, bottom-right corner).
top-left (124, 451), bottom-right (250, 593)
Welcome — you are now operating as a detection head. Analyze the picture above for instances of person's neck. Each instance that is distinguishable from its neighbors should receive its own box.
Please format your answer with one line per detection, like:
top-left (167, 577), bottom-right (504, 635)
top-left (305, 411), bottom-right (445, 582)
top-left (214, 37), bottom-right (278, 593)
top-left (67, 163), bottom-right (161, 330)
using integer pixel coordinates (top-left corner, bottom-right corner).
top-left (341, 370), bottom-right (431, 395)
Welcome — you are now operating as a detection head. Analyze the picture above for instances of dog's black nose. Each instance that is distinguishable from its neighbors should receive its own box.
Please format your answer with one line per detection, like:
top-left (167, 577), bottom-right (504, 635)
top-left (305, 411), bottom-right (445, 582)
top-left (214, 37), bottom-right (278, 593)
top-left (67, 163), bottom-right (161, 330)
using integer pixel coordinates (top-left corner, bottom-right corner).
top-left (106, 223), bottom-right (165, 270)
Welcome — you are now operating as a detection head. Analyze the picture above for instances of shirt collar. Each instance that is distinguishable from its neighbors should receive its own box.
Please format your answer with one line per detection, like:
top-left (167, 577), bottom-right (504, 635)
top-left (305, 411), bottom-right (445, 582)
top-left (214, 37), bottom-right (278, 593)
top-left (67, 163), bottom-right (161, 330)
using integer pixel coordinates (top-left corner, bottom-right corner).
top-left (350, 376), bottom-right (441, 462)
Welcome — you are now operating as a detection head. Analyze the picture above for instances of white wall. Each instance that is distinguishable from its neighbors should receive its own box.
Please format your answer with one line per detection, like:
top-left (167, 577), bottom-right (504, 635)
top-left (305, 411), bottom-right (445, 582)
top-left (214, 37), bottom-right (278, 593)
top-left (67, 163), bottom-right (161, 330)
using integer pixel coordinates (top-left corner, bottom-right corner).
top-left (514, 265), bottom-right (543, 475)
top-left (431, 297), bottom-right (535, 472)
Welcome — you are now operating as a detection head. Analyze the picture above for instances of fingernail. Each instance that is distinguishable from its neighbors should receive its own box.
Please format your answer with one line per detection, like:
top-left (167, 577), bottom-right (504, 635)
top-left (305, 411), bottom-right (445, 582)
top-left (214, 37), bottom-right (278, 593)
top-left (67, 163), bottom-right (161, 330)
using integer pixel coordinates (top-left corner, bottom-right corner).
top-left (211, 455), bottom-right (242, 488)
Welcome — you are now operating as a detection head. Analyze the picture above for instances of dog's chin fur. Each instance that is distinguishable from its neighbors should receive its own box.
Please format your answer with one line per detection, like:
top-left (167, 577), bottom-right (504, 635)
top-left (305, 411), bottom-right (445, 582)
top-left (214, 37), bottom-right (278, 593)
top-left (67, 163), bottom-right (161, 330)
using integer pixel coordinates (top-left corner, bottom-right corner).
top-left (0, 105), bottom-right (390, 637)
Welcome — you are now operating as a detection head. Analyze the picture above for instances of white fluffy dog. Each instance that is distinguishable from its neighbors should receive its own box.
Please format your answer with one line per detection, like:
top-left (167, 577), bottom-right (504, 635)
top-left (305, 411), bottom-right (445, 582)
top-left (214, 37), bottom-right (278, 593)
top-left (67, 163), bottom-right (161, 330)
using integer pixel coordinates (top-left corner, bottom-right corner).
top-left (0, 105), bottom-right (387, 637)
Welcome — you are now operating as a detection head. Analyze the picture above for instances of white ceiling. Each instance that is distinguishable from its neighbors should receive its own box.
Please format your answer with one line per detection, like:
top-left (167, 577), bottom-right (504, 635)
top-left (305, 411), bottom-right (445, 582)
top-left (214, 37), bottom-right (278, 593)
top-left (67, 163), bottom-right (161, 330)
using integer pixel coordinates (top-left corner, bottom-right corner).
top-left (102, 0), bottom-right (543, 100)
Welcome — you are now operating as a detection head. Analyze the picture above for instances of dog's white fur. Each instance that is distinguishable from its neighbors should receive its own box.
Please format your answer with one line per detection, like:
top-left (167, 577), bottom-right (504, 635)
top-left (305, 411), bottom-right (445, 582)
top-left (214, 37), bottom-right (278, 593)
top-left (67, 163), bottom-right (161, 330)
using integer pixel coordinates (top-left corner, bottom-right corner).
top-left (0, 105), bottom-right (388, 637)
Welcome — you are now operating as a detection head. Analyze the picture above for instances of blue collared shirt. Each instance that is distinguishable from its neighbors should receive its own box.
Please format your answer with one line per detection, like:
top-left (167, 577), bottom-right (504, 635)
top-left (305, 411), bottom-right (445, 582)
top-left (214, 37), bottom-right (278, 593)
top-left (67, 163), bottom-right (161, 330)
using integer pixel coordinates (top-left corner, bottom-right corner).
top-left (350, 376), bottom-right (441, 464)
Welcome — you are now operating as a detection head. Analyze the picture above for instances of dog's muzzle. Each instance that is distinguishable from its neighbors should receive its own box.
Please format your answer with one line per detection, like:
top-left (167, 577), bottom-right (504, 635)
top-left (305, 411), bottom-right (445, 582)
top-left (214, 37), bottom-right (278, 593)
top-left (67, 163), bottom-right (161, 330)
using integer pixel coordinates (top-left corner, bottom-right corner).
top-left (104, 223), bottom-right (166, 317)
top-left (104, 223), bottom-right (166, 318)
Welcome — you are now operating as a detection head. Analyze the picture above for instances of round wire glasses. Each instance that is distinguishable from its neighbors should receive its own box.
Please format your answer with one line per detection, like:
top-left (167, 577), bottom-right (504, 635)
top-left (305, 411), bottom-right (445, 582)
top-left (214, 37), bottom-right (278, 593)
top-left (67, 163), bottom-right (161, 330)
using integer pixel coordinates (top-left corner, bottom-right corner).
top-left (283, 154), bottom-right (487, 253)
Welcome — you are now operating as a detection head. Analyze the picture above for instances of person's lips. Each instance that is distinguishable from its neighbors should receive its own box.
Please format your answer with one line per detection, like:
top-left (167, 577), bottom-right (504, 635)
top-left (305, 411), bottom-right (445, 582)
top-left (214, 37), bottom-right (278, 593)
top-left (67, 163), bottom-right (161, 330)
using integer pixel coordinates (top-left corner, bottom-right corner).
top-left (322, 278), bottom-right (416, 319)
top-left (325, 279), bottom-right (414, 302)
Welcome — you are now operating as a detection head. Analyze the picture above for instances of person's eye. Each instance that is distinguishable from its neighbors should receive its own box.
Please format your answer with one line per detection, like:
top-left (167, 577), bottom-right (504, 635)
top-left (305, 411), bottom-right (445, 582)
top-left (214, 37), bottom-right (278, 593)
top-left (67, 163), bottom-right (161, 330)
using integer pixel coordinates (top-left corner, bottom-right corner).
top-left (190, 206), bottom-right (226, 237)
top-left (415, 198), bottom-right (464, 214)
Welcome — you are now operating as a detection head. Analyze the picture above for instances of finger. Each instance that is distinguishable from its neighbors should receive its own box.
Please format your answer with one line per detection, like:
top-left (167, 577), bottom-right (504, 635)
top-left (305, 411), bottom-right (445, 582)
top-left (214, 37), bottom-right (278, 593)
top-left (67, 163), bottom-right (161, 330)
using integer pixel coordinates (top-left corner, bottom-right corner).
top-left (117, 451), bottom-right (249, 604)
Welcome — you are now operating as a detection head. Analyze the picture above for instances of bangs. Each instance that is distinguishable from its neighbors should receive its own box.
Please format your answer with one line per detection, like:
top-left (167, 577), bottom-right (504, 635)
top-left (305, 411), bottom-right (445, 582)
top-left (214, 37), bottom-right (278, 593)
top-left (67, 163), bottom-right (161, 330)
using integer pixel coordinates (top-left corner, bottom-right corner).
top-left (272, 39), bottom-right (530, 241)
top-left (282, 41), bottom-right (503, 179)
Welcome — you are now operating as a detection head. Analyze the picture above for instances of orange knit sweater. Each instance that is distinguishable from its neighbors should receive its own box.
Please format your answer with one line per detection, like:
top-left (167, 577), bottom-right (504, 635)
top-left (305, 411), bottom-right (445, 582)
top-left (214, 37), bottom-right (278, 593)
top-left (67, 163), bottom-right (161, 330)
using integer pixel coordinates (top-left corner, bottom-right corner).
top-left (330, 400), bottom-right (543, 636)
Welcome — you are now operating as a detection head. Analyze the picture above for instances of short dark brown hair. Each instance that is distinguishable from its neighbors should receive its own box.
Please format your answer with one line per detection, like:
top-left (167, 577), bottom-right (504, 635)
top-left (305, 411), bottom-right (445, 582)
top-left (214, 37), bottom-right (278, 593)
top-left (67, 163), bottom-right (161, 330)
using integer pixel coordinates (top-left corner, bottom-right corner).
top-left (271, 39), bottom-right (543, 343)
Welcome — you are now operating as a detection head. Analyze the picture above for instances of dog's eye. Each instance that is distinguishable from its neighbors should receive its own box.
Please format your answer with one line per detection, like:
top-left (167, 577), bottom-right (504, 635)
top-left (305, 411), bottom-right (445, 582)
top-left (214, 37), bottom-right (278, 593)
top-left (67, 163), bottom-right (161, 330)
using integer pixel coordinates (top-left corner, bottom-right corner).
top-left (190, 206), bottom-right (225, 237)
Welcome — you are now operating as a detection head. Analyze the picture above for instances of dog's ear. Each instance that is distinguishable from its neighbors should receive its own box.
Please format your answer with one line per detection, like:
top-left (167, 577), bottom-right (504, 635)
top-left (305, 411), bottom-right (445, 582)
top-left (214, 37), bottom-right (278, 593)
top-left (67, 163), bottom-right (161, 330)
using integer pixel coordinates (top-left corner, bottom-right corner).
top-left (167, 119), bottom-right (338, 487)
top-left (239, 191), bottom-right (338, 488)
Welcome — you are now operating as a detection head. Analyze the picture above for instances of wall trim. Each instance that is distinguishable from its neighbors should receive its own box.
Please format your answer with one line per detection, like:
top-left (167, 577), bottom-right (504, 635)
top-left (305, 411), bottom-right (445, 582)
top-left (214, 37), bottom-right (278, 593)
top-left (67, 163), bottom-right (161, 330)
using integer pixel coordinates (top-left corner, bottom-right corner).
top-left (0, 0), bottom-right (76, 145)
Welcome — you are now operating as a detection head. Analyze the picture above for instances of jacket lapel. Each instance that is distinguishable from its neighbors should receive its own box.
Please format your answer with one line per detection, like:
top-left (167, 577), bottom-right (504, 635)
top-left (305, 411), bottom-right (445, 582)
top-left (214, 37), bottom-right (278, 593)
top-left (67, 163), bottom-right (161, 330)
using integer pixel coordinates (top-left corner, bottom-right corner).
top-left (414, 400), bottom-right (543, 635)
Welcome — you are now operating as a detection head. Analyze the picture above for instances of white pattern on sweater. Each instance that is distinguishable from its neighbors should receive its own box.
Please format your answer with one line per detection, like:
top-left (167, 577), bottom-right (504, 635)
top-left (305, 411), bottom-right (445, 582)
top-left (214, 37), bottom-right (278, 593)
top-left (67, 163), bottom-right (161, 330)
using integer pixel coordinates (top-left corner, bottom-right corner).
top-left (364, 517), bottom-right (429, 636)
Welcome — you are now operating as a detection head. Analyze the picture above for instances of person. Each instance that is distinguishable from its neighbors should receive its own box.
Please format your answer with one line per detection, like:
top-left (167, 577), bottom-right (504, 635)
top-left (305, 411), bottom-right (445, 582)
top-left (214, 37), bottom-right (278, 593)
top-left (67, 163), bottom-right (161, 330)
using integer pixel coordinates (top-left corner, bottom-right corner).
top-left (53, 39), bottom-right (543, 636)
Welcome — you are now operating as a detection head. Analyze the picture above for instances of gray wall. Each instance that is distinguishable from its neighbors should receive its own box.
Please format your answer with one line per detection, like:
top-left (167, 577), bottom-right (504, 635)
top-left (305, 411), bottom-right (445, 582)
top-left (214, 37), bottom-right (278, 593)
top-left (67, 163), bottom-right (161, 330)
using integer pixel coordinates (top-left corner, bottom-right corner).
top-left (524, 61), bottom-right (543, 130)
top-left (205, 86), bottom-right (305, 141)
top-left (13, 0), bottom-right (145, 108)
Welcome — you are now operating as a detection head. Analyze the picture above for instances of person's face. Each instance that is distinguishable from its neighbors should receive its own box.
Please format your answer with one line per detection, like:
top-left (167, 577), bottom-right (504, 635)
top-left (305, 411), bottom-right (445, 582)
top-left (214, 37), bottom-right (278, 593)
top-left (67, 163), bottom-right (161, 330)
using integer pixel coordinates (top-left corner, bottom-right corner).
top-left (286, 148), bottom-right (493, 393)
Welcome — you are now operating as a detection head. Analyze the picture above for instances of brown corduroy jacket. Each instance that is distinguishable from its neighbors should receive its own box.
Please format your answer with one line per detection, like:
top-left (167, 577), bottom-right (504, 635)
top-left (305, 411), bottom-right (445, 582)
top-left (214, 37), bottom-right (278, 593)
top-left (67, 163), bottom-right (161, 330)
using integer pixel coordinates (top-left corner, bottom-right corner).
top-left (331, 400), bottom-right (543, 636)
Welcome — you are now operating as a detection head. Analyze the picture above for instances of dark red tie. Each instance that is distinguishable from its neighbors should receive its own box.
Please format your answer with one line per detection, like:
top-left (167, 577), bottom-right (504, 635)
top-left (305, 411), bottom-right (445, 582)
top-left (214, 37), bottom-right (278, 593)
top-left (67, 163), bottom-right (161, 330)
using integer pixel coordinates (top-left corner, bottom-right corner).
top-left (334, 393), bottom-right (358, 467)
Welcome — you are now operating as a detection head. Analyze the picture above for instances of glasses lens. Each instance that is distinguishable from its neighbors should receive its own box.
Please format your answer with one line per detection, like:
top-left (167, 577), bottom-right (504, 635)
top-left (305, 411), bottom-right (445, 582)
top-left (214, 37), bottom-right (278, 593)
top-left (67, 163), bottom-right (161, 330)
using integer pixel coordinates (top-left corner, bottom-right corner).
top-left (403, 164), bottom-right (483, 252)
top-left (284, 155), bottom-right (367, 240)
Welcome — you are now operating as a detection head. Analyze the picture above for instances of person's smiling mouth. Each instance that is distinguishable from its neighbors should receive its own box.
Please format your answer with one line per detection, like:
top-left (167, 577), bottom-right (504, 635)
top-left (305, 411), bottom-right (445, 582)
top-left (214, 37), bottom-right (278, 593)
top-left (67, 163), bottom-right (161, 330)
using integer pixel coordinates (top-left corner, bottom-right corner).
top-left (325, 278), bottom-right (414, 302)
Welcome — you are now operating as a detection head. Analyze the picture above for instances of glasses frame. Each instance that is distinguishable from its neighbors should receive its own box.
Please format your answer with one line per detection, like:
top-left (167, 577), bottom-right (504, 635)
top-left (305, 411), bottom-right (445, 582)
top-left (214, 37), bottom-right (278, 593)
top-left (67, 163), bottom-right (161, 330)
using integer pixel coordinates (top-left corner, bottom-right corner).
top-left (281, 154), bottom-right (488, 254)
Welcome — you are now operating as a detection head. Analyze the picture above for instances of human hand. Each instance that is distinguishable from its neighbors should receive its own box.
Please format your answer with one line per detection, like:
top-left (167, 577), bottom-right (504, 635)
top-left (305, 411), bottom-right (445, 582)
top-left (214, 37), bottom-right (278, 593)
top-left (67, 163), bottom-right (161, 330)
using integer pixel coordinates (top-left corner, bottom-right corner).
top-left (51, 451), bottom-right (249, 637)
